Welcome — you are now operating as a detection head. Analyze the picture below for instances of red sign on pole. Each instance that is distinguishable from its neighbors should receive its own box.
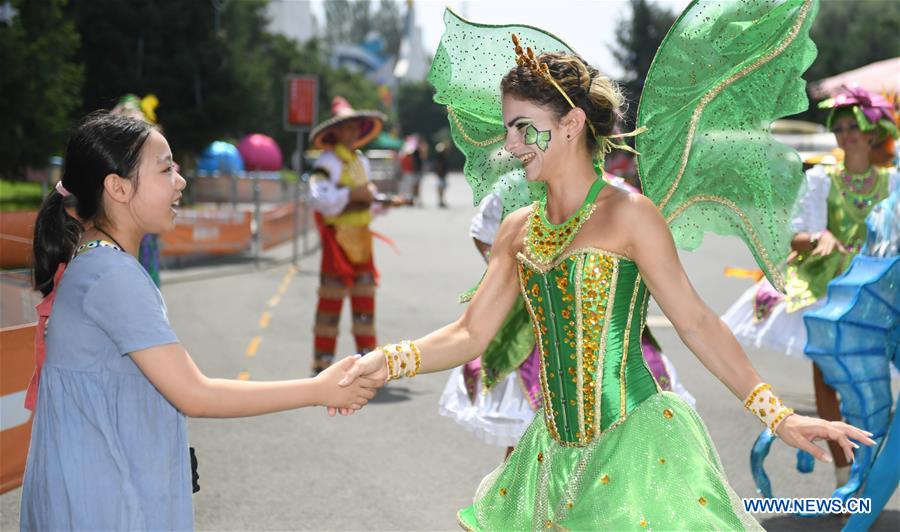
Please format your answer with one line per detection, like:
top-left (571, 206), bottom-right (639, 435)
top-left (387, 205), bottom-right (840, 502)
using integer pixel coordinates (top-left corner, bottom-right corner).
top-left (285, 76), bottom-right (318, 129)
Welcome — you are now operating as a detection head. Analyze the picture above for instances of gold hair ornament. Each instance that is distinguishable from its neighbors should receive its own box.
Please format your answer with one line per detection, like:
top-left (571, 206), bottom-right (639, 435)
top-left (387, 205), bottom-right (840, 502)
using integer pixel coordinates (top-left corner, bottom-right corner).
top-left (511, 34), bottom-right (646, 157)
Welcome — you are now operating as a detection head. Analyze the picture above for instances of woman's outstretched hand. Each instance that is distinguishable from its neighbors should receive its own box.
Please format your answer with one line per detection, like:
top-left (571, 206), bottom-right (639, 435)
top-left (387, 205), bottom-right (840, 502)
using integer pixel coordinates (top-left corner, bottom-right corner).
top-left (327, 350), bottom-right (389, 417)
top-left (776, 414), bottom-right (876, 463)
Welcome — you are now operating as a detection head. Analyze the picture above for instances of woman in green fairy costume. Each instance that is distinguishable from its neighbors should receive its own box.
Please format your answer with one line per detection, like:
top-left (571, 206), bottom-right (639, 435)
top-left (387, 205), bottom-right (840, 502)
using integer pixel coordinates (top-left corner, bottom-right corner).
top-left (723, 85), bottom-right (898, 483)
top-left (337, 1), bottom-right (876, 529)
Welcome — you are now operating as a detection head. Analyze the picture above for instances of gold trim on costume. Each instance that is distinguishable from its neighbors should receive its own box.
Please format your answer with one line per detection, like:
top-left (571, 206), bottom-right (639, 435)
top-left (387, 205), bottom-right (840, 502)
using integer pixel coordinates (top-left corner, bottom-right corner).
top-left (518, 262), bottom-right (563, 443)
top-left (655, 0), bottom-right (811, 293)
top-left (665, 194), bottom-right (785, 290)
top-left (595, 256), bottom-right (618, 437)
top-left (517, 246), bottom-right (630, 274)
top-left (658, 0), bottom-right (812, 210)
top-left (447, 106), bottom-right (505, 147)
top-left (574, 254), bottom-right (587, 443)
top-left (619, 274), bottom-right (643, 418)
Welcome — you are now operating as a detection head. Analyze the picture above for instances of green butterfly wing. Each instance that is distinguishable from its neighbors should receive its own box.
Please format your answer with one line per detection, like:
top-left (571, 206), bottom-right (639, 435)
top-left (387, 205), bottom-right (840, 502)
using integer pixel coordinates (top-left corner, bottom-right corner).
top-left (524, 125), bottom-right (538, 146)
top-left (635, 0), bottom-right (819, 291)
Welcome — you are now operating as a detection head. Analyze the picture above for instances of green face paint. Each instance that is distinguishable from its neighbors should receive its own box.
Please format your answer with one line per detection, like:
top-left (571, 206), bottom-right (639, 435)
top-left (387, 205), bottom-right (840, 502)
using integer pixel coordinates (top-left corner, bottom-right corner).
top-left (524, 124), bottom-right (552, 151)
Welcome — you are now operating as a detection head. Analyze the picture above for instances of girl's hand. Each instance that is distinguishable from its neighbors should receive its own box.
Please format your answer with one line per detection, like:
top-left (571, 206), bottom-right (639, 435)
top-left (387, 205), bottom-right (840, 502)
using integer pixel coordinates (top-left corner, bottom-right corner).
top-left (775, 414), bottom-right (876, 463)
top-left (327, 351), bottom-right (388, 416)
top-left (315, 356), bottom-right (378, 413)
top-left (811, 230), bottom-right (846, 256)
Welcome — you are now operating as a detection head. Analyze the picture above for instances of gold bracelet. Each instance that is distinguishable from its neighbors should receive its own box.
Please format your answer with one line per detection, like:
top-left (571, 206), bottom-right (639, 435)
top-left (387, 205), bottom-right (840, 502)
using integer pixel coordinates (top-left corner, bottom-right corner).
top-left (744, 382), bottom-right (794, 435)
top-left (382, 346), bottom-right (397, 380)
top-left (408, 342), bottom-right (422, 377)
top-left (381, 340), bottom-right (422, 381)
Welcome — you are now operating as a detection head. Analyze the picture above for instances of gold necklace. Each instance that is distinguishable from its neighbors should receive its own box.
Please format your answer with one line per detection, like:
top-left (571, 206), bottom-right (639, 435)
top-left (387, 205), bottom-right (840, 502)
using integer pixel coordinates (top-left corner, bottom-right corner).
top-left (526, 178), bottom-right (605, 264)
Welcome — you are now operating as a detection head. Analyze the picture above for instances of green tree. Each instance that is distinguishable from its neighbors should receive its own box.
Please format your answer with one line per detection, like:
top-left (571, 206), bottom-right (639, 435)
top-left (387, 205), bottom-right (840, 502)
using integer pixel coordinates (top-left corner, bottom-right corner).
top-left (373, 0), bottom-right (403, 58)
top-left (323, 0), bottom-right (403, 57)
top-left (808, 0), bottom-right (900, 82)
top-left (67, 0), bottom-right (274, 158)
top-left (0, 0), bottom-right (83, 179)
top-left (612, 0), bottom-right (677, 125)
top-left (804, 0), bottom-right (900, 122)
top-left (324, 0), bottom-right (372, 47)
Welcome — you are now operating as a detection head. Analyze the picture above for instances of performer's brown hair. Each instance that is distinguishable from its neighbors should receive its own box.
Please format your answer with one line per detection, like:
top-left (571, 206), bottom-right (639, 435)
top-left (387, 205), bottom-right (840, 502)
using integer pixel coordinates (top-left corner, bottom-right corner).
top-left (501, 52), bottom-right (624, 154)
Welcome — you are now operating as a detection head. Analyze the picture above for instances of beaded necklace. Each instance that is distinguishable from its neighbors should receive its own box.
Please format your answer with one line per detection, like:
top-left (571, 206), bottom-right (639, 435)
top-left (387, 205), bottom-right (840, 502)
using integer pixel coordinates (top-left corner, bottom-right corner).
top-left (75, 239), bottom-right (123, 256)
top-left (837, 165), bottom-right (882, 210)
top-left (526, 178), bottom-right (605, 264)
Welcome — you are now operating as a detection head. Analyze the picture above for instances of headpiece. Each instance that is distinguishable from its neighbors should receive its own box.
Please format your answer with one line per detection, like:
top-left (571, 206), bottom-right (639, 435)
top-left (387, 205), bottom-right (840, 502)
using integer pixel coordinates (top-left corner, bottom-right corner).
top-left (310, 97), bottom-right (386, 150)
top-left (819, 85), bottom-right (899, 140)
top-left (510, 34), bottom-right (644, 157)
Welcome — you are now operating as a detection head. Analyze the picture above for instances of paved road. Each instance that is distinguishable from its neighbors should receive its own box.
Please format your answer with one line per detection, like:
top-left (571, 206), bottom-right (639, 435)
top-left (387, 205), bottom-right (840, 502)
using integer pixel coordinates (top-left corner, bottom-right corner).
top-left (2, 173), bottom-right (897, 530)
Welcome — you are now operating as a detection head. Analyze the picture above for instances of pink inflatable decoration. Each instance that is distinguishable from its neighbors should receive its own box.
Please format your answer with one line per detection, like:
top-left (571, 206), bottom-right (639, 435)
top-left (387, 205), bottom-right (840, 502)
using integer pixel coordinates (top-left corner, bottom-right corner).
top-left (237, 134), bottom-right (283, 171)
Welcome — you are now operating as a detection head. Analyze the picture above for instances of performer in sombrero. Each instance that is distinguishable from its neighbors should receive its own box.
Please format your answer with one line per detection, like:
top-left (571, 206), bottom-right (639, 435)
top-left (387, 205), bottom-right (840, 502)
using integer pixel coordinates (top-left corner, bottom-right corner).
top-left (308, 96), bottom-right (395, 375)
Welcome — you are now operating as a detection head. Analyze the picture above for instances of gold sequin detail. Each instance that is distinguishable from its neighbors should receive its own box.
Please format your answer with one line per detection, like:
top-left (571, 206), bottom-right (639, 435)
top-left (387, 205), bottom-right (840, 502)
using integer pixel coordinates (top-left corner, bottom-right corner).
top-left (537, 452), bottom-right (543, 462)
top-left (600, 474), bottom-right (610, 485)
top-left (566, 501), bottom-right (574, 509)
top-left (663, 408), bottom-right (674, 419)
top-left (545, 520), bottom-right (553, 528)
top-left (658, 457), bottom-right (666, 464)
top-left (578, 253), bottom-right (615, 441)
top-left (699, 496), bottom-right (708, 506)
top-left (744, 382), bottom-right (771, 408)
top-left (640, 519), bottom-right (649, 527)
top-left (525, 201), bottom-right (597, 265)
top-left (498, 488), bottom-right (507, 496)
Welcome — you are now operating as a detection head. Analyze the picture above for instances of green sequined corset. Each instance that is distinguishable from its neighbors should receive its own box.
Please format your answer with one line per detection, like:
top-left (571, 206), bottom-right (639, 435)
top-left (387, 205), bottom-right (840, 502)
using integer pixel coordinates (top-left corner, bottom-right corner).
top-left (518, 248), bottom-right (659, 447)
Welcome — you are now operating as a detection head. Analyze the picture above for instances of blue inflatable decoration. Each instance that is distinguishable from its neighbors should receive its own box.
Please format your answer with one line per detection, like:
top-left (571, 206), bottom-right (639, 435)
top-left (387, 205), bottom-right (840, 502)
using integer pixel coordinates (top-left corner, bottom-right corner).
top-left (197, 141), bottom-right (244, 176)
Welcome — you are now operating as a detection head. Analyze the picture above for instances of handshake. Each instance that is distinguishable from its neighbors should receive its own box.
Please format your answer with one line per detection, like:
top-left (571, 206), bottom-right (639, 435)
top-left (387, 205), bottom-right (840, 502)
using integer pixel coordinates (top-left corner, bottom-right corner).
top-left (315, 349), bottom-right (389, 417)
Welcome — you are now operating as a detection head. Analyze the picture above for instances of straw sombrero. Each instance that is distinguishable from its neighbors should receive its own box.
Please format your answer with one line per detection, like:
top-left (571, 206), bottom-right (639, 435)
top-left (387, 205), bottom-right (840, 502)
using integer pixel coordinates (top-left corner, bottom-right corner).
top-left (310, 96), bottom-right (386, 150)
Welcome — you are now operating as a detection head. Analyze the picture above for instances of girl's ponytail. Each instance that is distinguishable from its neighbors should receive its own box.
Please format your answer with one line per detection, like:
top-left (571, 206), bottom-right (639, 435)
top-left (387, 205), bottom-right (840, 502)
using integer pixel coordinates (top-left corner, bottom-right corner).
top-left (31, 111), bottom-right (152, 295)
top-left (32, 189), bottom-right (82, 296)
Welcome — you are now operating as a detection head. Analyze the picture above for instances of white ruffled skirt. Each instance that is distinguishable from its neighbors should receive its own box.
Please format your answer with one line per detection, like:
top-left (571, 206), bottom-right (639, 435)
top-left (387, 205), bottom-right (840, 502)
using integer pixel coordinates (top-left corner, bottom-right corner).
top-left (721, 281), bottom-right (824, 358)
top-left (438, 367), bottom-right (536, 448)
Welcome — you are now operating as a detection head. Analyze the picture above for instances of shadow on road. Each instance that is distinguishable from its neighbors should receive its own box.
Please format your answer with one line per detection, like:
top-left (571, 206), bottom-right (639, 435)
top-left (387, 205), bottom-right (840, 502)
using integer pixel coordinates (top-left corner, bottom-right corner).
top-left (370, 385), bottom-right (417, 404)
top-left (760, 509), bottom-right (898, 531)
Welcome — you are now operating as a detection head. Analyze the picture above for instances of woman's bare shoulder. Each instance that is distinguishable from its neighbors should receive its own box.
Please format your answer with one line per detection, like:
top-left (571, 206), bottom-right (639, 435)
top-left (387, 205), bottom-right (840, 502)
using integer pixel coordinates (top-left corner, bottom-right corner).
top-left (493, 203), bottom-right (533, 256)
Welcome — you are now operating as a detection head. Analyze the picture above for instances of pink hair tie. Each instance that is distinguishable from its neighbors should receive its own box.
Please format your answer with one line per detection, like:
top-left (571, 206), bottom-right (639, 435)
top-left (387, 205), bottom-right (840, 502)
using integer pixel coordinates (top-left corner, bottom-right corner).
top-left (55, 181), bottom-right (71, 197)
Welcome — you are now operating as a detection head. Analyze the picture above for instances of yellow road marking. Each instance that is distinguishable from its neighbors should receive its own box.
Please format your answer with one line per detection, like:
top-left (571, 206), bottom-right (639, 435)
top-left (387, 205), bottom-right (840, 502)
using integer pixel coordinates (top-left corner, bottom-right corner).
top-left (246, 336), bottom-right (262, 357)
top-left (277, 284), bottom-right (289, 295)
top-left (259, 311), bottom-right (272, 329)
top-left (238, 371), bottom-right (250, 381)
top-left (268, 295), bottom-right (281, 308)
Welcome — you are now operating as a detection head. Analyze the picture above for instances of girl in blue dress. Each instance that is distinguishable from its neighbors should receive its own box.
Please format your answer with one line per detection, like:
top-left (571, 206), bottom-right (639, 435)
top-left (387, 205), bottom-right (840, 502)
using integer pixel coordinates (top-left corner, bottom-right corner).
top-left (21, 112), bottom-right (379, 530)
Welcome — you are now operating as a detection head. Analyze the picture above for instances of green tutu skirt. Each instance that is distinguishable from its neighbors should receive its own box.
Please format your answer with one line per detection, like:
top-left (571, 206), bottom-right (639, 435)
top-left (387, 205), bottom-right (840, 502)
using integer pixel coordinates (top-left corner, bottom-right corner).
top-left (457, 392), bottom-right (761, 531)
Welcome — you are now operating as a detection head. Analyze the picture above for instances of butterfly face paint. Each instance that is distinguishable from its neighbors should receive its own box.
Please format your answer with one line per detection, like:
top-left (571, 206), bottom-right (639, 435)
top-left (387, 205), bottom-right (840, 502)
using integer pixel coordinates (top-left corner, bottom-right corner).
top-left (503, 94), bottom-right (562, 182)
top-left (524, 124), bottom-right (552, 151)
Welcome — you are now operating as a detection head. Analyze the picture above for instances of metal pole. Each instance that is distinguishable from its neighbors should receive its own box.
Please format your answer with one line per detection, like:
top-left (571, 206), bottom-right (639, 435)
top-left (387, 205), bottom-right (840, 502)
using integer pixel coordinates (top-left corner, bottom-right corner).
top-left (292, 131), bottom-right (305, 265)
top-left (230, 173), bottom-right (238, 209)
top-left (253, 171), bottom-right (261, 268)
top-left (301, 174), bottom-right (310, 255)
